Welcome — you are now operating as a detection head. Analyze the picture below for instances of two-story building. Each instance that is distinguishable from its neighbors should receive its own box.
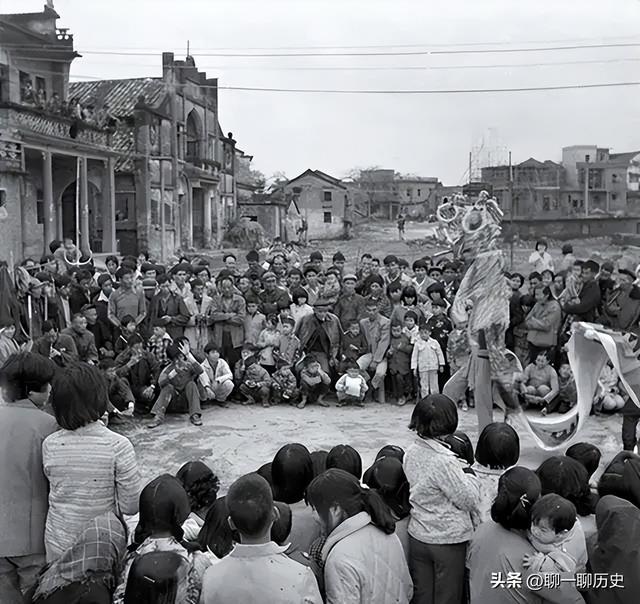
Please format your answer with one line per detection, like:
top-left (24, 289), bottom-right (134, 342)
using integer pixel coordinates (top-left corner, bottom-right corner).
top-left (0, 5), bottom-right (251, 262)
top-left (0, 5), bottom-right (118, 261)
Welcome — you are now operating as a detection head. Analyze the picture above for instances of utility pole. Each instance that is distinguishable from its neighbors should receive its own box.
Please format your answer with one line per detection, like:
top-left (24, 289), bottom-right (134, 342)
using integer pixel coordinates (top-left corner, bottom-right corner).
top-left (468, 151), bottom-right (472, 183)
top-left (584, 160), bottom-right (590, 218)
top-left (508, 151), bottom-right (514, 270)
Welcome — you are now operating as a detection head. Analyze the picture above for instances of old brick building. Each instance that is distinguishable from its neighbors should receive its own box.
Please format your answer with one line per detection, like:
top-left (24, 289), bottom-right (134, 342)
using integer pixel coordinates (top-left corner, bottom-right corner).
top-left (0, 5), bottom-right (253, 262)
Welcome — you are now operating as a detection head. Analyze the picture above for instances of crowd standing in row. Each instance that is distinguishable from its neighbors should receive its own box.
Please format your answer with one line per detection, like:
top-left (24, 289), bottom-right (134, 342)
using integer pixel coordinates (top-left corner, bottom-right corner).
top-left (2, 236), bottom-right (640, 603)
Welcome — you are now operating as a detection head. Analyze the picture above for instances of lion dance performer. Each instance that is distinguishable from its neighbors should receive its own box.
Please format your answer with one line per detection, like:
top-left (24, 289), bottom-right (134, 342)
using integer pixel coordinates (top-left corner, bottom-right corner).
top-left (438, 192), bottom-right (520, 431)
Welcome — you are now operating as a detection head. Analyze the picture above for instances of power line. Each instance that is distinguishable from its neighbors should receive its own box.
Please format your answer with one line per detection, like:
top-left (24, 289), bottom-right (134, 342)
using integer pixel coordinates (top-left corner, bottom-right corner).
top-left (213, 81), bottom-right (640, 94)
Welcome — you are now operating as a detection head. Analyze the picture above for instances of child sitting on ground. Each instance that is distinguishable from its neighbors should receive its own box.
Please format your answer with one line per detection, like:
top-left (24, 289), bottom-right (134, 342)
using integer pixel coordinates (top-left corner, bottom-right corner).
top-left (271, 356), bottom-right (299, 405)
top-left (335, 360), bottom-right (368, 407)
top-left (523, 493), bottom-right (587, 575)
top-left (411, 322), bottom-right (445, 397)
top-left (237, 353), bottom-right (272, 407)
top-left (114, 314), bottom-right (139, 355)
top-left (596, 361), bottom-right (625, 413)
top-left (298, 355), bottom-right (331, 409)
top-left (339, 319), bottom-right (368, 372)
top-left (542, 363), bottom-right (577, 415)
top-left (147, 323), bottom-right (173, 368)
top-left (99, 358), bottom-right (135, 420)
top-left (515, 351), bottom-right (559, 410)
top-left (387, 321), bottom-right (413, 406)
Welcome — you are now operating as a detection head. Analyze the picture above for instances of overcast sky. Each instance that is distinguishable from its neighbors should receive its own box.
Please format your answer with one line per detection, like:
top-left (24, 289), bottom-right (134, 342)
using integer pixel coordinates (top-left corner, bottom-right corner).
top-left (5, 0), bottom-right (640, 183)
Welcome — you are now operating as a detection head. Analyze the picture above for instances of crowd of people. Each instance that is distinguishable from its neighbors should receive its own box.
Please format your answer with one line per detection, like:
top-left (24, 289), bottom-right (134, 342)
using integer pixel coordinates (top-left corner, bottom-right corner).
top-left (2, 355), bottom-right (640, 604)
top-left (2, 235), bottom-right (640, 602)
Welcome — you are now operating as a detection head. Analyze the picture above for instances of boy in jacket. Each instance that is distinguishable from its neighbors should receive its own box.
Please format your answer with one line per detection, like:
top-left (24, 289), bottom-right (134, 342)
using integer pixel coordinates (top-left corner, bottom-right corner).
top-left (411, 322), bottom-right (445, 398)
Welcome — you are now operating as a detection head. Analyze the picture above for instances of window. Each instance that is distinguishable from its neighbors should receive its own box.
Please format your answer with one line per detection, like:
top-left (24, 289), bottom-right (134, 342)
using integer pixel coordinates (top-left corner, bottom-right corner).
top-left (115, 192), bottom-right (132, 221)
top-left (293, 187), bottom-right (302, 194)
top-left (35, 76), bottom-right (46, 99)
top-left (36, 188), bottom-right (44, 224)
top-left (417, 189), bottom-right (421, 197)
top-left (164, 199), bottom-right (173, 225)
top-left (542, 196), bottom-right (550, 211)
top-left (323, 211), bottom-right (332, 223)
top-left (612, 193), bottom-right (618, 201)
top-left (406, 189), bottom-right (411, 197)
top-left (323, 191), bottom-right (332, 202)
top-left (612, 173), bottom-right (618, 183)
top-left (247, 215), bottom-right (258, 222)
top-left (585, 154), bottom-right (590, 163)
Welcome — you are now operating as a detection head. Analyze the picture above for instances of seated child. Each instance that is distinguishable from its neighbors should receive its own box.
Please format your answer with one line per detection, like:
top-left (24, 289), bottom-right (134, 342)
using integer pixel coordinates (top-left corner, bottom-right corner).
top-left (387, 321), bottom-right (413, 406)
top-left (339, 320), bottom-right (368, 372)
top-left (275, 316), bottom-right (300, 367)
top-left (198, 343), bottom-right (234, 405)
top-left (237, 354), bottom-right (272, 407)
top-left (597, 361), bottom-right (625, 412)
top-left (542, 363), bottom-right (577, 415)
top-left (298, 355), bottom-right (331, 409)
top-left (99, 358), bottom-right (135, 417)
top-left (147, 324), bottom-right (173, 368)
top-left (114, 335), bottom-right (159, 415)
top-left (114, 314), bottom-right (139, 355)
top-left (335, 360), bottom-right (368, 407)
top-left (515, 351), bottom-right (559, 410)
top-left (271, 356), bottom-right (300, 405)
top-left (523, 493), bottom-right (587, 575)
top-left (402, 310), bottom-right (420, 344)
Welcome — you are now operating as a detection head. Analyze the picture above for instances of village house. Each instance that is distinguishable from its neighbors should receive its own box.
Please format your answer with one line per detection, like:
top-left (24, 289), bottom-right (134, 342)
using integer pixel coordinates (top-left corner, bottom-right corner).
top-left (0, 5), bottom-right (252, 262)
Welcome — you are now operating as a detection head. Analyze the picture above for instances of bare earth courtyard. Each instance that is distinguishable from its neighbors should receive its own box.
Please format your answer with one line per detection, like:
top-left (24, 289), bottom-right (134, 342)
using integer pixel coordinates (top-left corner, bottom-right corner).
top-left (114, 221), bottom-right (634, 489)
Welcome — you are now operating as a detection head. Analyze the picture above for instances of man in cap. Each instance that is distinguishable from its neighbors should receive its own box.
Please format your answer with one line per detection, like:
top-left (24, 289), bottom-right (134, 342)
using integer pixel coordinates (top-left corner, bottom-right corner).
top-left (259, 272), bottom-right (290, 316)
top-left (245, 250), bottom-right (265, 279)
top-left (170, 262), bottom-right (193, 300)
top-left (82, 304), bottom-right (113, 359)
top-left (295, 298), bottom-right (342, 374)
top-left (333, 273), bottom-right (365, 329)
top-left (563, 260), bottom-right (601, 323)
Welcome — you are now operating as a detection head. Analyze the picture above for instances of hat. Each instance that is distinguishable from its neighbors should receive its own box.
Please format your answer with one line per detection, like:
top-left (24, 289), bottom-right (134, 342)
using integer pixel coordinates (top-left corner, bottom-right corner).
top-left (246, 250), bottom-right (260, 262)
top-left (428, 266), bottom-right (442, 275)
top-left (141, 263), bottom-right (157, 273)
top-left (216, 269), bottom-right (235, 283)
top-left (342, 273), bottom-right (357, 282)
top-left (261, 271), bottom-right (277, 282)
top-left (601, 261), bottom-right (615, 273)
top-left (333, 251), bottom-right (346, 262)
top-left (97, 274), bottom-right (113, 287)
top-left (170, 262), bottom-right (193, 275)
top-left (584, 260), bottom-right (600, 273)
top-left (310, 251), bottom-right (323, 262)
top-left (313, 297), bottom-right (333, 307)
top-left (303, 264), bottom-right (318, 276)
top-left (54, 274), bottom-right (72, 287)
top-left (81, 304), bottom-right (96, 312)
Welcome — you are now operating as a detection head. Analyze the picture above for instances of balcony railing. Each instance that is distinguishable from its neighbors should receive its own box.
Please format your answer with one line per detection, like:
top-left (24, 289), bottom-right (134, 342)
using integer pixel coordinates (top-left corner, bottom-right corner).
top-left (2, 103), bottom-right (113, 148)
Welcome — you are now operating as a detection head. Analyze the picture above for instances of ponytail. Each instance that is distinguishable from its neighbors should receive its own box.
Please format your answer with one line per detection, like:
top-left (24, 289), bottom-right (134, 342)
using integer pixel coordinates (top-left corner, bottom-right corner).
top-left (362, 488), bottom-right (396, 535)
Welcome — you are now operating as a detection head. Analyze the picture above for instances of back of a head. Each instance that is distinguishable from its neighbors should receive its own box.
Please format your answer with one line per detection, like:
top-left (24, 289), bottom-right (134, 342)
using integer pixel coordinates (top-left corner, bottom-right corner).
top-left (197, 497), bottom-right (237, 558)
top-left (271, 501), bottom-right (293, 545)
top-left (475, 422), bottom-right (520, 470)
top-left (566, 442), bottom-right (602, 480)
top-left (598, 451), bottom-right (640, 508)
top-left (227, 474), bottom-right (274, 539)
top-left (307, 468), bottom-right (395, 535)
top-left (362, 457), bottom-right (411, 519)
top-left (443, 431), bottom-right (474, 465)
top-left (175, 461), bottom-right (219, 512)
top-left (491, 467), bottom-right (542, 531)
top-left (0, 352), bottom-right (56, 402)
top-left (124, 551), bottom-right (187, 604)
top-left (271, 443), bottom-right (313, 504)
top-left (310, 450), bottom-right (328, 478)
top-left (50, 363), bottom-right (109, 430)
top-left (409, 394), bottom-right (458, 438)
top-left (536, 456), bottom-right (596, 516)
top-left (326, 444), bottom-right (363, 480)
top-left (135, 475), bottom-right (191, 547)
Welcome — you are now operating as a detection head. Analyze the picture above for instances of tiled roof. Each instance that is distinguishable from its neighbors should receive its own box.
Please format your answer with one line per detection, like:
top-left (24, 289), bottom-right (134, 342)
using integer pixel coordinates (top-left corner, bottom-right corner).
top-left (69, 78), bottom-right (166, 118)
top-left (609, 151), bottom-right (640, 164)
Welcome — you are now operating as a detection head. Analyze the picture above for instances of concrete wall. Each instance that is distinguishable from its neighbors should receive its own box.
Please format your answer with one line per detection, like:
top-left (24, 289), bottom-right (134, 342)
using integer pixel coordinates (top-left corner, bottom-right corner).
top-left (0, 173), bottom-right (28, 262)
top-left (238, 203), bottom-right (283, 240)
top-left (510, 216), bottom-right (640, 240)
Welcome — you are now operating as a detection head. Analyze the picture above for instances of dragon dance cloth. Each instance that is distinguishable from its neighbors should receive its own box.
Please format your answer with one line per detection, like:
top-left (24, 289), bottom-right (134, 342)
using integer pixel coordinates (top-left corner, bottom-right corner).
top-left (514, 322), bottom-right (640, 451)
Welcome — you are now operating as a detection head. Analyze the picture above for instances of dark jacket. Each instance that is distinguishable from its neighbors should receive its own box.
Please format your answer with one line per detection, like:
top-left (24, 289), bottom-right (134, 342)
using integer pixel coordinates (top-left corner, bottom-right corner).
top-left (68, 284), bottom-right (92, 315)
top-left (259, 287), bottom-right (291, 316)
top-left (296, 312), bottom-right (342, 360)
top-left (564, 279), bottom-right (601, 323)
top-left (147, 292), bottom-right (191, 340)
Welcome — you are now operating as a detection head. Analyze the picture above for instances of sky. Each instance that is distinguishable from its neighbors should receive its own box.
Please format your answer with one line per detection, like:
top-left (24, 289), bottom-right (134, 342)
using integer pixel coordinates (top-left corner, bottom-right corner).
top-left (4, 0), bottom-right (640, 183)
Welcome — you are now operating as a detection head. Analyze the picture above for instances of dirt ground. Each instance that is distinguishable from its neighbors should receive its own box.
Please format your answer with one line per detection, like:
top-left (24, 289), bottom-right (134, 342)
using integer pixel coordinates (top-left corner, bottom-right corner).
top-left (115, 221), bottom-right (637, 490)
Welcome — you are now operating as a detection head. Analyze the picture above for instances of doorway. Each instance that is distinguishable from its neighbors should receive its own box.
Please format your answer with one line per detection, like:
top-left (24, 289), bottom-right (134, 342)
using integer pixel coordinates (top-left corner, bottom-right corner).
top-left (192, 187), bottom-right (204, 247)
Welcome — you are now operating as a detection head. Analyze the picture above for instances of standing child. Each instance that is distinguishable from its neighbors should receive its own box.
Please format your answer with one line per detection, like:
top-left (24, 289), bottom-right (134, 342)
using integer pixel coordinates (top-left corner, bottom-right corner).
top-left (243, 294), bottom-right (266, 346)
top-left (387, 321), bottom-right (414, 406)
top-left (275, 316), bottom-right (300, 367)
top-left (290, 287), bottom-right (314, 327)
top-left (402, 310), bottom-right (420, 344)
top-left (335, 360), bottom-right (368, 407)
top-left (257, 313), bottom-right (281, 374)
top-left (270, 356), bottom-right (299, 406)
top-left (427, 299), bottom-right (452, 391)
top-left (411, 322), bottom-right (445, 398)
top-left (298, 355), bottom-right (331, 409)
top-left (339, 320), bottom-right (368, 372)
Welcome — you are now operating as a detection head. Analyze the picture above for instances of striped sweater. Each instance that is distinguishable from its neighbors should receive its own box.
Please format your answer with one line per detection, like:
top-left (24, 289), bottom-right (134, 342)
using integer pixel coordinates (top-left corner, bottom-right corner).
top-left (42, 421), bottom-right (141, 562)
